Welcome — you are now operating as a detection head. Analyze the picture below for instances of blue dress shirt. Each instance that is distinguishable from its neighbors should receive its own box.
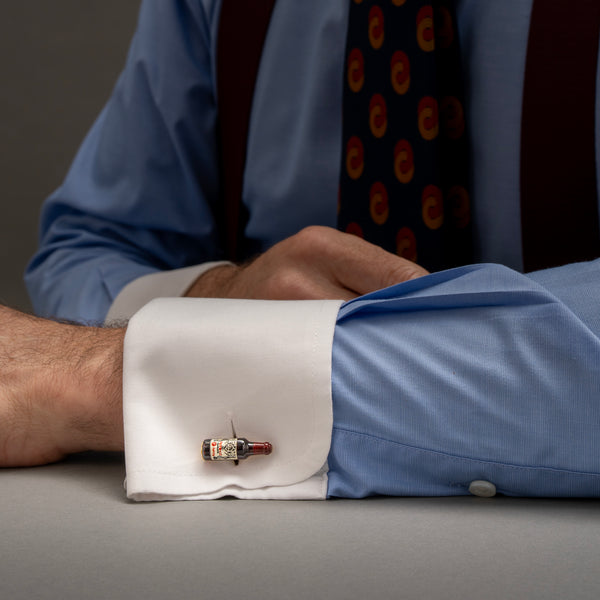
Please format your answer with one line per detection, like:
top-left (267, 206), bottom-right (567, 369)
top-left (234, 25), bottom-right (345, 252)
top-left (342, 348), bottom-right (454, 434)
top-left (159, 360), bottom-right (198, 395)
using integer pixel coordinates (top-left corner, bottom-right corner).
top-left (25, 0), bottom-right (600, 496)
top-left (330, 263), bottom-right (600, 497)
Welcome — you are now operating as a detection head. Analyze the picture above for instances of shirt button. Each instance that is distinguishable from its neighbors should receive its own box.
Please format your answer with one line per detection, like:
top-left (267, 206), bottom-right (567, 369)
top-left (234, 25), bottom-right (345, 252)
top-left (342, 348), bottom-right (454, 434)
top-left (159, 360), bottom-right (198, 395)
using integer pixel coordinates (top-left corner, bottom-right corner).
top-left (468, 480), bottom-right (497, 498)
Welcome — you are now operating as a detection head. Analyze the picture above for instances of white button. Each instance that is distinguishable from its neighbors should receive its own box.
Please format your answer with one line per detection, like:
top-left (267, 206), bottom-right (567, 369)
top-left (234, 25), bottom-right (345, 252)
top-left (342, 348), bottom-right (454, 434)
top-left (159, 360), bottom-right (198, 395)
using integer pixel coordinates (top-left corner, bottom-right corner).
top-left (468, 480), bottom-right (497, 498)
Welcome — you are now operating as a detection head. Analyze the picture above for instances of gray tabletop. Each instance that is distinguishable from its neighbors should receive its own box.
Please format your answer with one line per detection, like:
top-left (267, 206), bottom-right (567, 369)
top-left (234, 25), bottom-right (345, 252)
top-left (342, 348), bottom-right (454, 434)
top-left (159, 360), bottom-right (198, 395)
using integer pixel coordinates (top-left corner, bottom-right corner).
top-left (1, 452), bottom-right (599, 600)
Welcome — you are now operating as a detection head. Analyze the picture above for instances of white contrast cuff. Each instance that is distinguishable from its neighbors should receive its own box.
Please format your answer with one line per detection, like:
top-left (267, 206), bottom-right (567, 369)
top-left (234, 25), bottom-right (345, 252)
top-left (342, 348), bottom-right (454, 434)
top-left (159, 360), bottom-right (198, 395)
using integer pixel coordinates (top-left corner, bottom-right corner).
top-left (105, 262), bottom-right (231, 323)
top-left (123, 297), bottom-right (343, 501)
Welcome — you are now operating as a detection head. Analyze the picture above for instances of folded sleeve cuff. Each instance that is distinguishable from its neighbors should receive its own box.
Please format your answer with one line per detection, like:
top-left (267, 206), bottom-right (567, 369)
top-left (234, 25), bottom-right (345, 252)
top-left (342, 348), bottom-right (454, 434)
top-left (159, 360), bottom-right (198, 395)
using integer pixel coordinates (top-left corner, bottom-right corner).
top-left (105, 262), bottom-right (231, 323)
top-left (123, 297), bottom-right (343, 501)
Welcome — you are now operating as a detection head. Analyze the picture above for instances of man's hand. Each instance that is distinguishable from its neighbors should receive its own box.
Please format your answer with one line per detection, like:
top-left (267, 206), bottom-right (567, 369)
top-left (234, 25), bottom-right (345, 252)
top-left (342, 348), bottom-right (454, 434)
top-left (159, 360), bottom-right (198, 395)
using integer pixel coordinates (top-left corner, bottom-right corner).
top-left (185, 226), bottom-right (428, 300)
top-left (0, 307), bottom-right (124, 467)
top-left (0, 228), bottom-right (425, 468)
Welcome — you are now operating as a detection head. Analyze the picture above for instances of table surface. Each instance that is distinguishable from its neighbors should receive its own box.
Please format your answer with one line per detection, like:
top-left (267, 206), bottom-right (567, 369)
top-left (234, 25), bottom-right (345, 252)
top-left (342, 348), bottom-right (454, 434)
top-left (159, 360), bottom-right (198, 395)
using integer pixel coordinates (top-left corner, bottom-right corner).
top-left (2, 452), bottom-right (599, 600)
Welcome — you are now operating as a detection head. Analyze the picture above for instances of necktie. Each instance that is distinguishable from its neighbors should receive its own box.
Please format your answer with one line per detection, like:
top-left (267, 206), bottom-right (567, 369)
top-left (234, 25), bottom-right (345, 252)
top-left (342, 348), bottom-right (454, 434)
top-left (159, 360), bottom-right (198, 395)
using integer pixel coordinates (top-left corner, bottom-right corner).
top-left (338, 0), bottom-right (472, 272)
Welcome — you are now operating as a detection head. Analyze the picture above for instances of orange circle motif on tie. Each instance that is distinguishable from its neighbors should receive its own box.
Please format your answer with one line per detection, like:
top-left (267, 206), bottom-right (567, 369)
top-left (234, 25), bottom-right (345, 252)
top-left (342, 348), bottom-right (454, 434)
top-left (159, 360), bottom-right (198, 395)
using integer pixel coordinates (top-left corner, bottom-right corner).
top-left (394, 139), bottom-right (415, 184)
top-left (391, 0), bottom-right (407, 6)
top-left (441, 96), bottom-right (465, 140)
top-left (417, 6), bottom-right (435, 52)
top-left (369, 94), bottom-right (388, 138)
top-left (370, 182), bottom-right (389, 225)
top-left (396, 227), bottom-right (417, 262)
top-left (447, 185), bottom-right (470, 228)
top-left (346, 222), bottom-right (365, 238)
top-left (436, 6), bottom-right (454, 49)
top-left (348, 48), bottom-right (365, 93)
top-left (391, 51), bottom-right (410, 95)
top-left (422, 184), bottom-right (444, 230)
top-left (369, 6), bottom-right (385, 50)
top-left (418, 97), bottom-right (439, 140)
top-left (346, 136), bottom-right (365, 180)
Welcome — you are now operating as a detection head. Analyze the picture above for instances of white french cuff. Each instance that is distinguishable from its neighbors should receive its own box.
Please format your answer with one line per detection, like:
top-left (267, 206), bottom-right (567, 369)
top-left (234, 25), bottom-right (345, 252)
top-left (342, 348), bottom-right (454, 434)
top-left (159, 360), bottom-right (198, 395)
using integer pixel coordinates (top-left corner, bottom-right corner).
top-left (105, 262), bottom-right (232, 323)
top-left (123, 297), bottom-right (343, 501)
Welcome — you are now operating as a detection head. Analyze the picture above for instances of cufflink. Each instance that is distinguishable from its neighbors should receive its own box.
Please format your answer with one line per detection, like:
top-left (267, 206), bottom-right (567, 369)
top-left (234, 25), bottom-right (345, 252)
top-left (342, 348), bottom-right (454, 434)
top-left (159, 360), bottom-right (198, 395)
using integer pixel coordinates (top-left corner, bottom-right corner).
top-left (201, 437), bottom-right (273, 462)
top-left (202, 420), bottom-right (272, 464)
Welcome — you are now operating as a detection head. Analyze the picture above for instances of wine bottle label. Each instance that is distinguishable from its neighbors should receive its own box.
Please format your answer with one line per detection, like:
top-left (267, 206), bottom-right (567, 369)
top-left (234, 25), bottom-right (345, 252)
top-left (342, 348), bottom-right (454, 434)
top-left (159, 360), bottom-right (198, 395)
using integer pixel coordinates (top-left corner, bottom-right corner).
top-left (207, 438), bottom-right (238, 461)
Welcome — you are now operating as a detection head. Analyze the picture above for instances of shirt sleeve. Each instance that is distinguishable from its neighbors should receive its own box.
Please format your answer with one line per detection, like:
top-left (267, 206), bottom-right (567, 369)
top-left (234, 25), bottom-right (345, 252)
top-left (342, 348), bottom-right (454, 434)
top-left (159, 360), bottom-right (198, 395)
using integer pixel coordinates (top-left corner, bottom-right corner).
top-left (104, 262), bottom-right (231, 324)
top-left (25, 0), bottom-right (223, 324)
top-left (328, 261), bottom-right (600, 498)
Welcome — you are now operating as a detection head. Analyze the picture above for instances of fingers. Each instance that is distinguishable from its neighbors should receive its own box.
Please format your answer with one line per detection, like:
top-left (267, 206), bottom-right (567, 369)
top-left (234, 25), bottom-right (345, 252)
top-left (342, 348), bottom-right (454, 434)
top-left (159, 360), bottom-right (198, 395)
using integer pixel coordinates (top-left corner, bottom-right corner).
top-left (185, 226), bottom-right (429, 301)
top-left (297, 226), bottom-right (429, 296)
top-left (246, 264), bottom-right (359, 301)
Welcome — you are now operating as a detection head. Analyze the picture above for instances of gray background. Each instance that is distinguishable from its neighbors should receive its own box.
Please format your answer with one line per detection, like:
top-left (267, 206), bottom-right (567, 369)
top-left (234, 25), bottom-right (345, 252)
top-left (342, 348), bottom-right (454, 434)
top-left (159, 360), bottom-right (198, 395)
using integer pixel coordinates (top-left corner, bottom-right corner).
top-left (0, 1), bottom-right (141, 312)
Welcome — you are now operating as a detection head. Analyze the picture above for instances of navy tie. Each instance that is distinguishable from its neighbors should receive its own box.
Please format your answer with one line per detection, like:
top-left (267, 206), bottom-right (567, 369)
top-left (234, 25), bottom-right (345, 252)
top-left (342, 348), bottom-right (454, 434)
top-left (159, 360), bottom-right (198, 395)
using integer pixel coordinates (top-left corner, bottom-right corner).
top-left (338, 0), bottom-right (472, 272)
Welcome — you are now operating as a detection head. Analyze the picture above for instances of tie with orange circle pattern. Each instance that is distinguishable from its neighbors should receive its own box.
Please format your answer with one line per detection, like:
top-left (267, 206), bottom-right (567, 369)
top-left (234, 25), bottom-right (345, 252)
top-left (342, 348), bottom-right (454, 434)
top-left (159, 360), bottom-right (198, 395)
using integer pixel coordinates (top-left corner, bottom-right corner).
top-left (338, 0), bottom-right (472, 272)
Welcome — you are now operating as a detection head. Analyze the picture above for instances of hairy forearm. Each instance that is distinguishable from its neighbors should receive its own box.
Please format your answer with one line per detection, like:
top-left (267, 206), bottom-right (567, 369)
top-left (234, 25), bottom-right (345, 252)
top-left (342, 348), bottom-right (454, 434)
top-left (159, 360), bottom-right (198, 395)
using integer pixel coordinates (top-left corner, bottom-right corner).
top-left (0, 306), bottom-right (125, 467)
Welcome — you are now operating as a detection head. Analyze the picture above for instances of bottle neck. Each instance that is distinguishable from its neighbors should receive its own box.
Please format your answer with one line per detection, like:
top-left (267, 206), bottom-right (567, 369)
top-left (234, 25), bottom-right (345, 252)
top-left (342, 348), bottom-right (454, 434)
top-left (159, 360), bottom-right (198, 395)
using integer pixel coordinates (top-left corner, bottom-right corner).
top-left (248, 442), bottom-right (272, 456)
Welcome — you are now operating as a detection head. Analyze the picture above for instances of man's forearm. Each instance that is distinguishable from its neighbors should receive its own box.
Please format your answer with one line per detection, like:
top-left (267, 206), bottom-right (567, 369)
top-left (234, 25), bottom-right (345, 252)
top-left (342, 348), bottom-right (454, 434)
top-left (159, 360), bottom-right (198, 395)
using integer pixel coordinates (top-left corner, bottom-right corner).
top-left (0, 306), bottom-right (124, 467)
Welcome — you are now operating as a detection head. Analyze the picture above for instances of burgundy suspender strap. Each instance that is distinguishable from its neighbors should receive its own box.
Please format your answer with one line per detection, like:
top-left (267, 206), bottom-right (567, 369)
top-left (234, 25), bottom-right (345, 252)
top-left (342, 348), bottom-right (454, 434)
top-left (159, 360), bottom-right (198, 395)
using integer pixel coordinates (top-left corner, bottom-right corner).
top-left (216, 0), bottom-right (277, 261)
top-left (520, 0), bottom-right (600, 272)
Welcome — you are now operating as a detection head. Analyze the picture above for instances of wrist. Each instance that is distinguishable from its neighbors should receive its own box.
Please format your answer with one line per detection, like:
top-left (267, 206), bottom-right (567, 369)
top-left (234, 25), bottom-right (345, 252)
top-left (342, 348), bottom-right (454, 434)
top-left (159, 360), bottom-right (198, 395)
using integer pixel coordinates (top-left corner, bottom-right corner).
top-left (60, 325), bottom-right (125, 453)
top-left (184, 263), bottom-right (240, 297)
top-left (0, 306), bottom-right (125, 465)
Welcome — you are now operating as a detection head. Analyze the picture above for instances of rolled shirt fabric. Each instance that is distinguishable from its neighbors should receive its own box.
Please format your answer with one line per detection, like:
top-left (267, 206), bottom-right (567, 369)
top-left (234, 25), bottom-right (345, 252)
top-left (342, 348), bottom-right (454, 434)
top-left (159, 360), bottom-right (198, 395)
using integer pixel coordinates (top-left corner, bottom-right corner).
top-left (329, 263), bottom-right (600, 498)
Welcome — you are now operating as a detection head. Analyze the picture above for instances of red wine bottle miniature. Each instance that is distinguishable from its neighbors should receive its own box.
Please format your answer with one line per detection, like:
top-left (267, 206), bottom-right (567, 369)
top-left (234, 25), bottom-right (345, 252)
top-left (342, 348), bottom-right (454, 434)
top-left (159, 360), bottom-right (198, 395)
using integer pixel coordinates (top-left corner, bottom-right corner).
top-left (202, 438), bottom-right (273, 461)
